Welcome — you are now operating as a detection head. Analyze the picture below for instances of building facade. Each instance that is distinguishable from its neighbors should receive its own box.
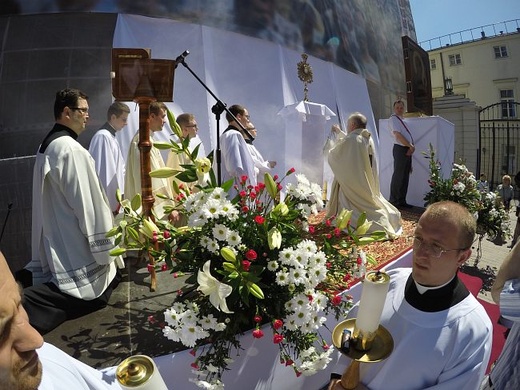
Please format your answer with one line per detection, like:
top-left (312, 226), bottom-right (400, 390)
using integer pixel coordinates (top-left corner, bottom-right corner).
top-left (423, 20), bottom-right (520, 189)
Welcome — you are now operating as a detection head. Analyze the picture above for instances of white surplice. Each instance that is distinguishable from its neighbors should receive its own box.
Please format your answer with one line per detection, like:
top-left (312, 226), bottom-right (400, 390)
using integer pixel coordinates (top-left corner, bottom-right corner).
top-left (88, 123), bottom-right (125, 212)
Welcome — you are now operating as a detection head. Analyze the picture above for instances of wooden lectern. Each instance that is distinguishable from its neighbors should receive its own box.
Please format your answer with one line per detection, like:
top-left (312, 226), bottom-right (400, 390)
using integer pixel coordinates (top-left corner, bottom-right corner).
top-left (112, 48), bottom-right (175, 291)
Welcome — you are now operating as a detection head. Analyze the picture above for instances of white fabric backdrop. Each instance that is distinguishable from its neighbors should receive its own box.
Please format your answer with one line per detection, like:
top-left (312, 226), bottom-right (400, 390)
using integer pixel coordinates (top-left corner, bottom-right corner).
top-left (113, 14), bottom-right (377, 188)
top-left (378, 116), bottom-right (455, 207)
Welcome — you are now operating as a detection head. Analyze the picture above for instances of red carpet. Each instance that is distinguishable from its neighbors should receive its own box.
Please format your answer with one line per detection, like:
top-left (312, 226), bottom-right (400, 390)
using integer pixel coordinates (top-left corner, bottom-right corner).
top-left (458, 272), bottom-right (507, 374)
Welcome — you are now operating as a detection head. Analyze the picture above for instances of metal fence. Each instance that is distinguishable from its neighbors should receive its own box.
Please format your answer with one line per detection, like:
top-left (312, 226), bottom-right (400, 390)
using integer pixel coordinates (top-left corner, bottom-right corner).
top-left (479, 102), bottom-right (520, 191)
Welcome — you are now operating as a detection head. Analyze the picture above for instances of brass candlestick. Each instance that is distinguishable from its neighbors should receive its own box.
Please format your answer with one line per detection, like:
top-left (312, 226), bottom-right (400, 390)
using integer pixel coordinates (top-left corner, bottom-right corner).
top-left (329, 319), bottom-right (393, 390)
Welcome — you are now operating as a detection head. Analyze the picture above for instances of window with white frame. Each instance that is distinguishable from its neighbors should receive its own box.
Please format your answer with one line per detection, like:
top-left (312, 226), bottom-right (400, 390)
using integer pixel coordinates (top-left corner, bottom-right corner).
top-left (500, 89), bottom-right (516, 118)
top-left (494, 45), bottom-right (508, 59)
top-left (448, 53), bottom-right (461, 66)
top-left (430, 59), bottom-right (436, 70)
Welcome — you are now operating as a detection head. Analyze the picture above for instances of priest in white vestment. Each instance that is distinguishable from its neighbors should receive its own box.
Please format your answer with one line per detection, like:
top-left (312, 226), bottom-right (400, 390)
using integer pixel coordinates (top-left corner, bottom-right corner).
top-left (88, 101), bottom-right (130, 214)
top-left (325, 112), bottom-right (402, 239)
top-left (125, 102), bottom-right (178, 221)
top-left (25, 88), bottom-right (123, 335)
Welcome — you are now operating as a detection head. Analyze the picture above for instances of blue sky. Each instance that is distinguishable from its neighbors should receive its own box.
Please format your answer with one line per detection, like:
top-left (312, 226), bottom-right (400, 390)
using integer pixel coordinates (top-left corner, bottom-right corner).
top-left (409, 0), bottom-right (520, 43)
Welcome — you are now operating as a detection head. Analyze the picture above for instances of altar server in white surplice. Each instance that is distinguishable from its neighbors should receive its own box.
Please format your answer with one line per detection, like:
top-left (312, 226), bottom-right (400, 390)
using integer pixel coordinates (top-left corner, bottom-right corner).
top-left (325, 112), bottom-right (402, 239)
top-left (219, 104), bottom-right (257, 189)
top-left (348, 201), bottom-right (492, 390)
top-left (88, 101), bottom-right (130, 214)
top-left (24, 88), bottom-right (123, 335)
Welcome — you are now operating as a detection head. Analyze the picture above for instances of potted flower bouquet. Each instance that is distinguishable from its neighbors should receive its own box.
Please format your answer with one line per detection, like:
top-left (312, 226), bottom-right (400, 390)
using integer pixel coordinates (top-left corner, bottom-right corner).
top-left (108, 111), bottom-right (387, 389)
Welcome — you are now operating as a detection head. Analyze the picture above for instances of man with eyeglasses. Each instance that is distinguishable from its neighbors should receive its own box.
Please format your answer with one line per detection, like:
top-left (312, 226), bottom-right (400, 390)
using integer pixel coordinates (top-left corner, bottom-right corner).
top-left (166, 112), bottom-right (207, 179)
top-left (24, 88), bottom-right (123, 335)
top-left (88, 101), bottom-right (130, 214)
top-left (347, 201), bottom-right (492, 390)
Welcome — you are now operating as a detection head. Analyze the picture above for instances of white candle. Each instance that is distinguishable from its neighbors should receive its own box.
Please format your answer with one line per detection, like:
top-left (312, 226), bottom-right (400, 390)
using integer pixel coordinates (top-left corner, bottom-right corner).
top-left (117, 355), bottom-right (168, 390)
top-left (355, 271), bottom-right (390, 334)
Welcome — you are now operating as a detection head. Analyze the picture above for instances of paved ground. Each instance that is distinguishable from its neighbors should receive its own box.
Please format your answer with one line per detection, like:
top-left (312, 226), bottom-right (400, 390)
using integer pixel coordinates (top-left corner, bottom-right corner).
top-left (42, 208), bottom-right (515, 370)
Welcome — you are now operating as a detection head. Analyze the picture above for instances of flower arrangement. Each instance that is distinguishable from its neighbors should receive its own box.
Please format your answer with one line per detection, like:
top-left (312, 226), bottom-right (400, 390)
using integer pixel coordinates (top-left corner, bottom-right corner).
top-left (424, 144), bottom-right (510, 239)
top-left (109, 111), bottom-right (387, 389)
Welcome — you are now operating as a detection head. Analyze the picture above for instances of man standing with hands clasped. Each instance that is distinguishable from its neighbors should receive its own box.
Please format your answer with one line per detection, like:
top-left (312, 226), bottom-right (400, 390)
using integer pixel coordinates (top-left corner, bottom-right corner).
top-left (389, 99), bottom-right (415, 209)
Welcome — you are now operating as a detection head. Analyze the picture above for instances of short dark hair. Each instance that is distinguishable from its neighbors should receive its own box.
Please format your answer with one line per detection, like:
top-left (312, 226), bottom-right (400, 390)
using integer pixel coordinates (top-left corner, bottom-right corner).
top-left (176, 113), bottom-right (195, 126)
top-left (149, 101), bottom-right (167, 116)
top-left (107, 101), bottom-right (130, 121)
top-left (393, 99), bottom-right (404, 108)
top-left (226, 104), bottom-right (246, 123)
top-left (54, 88), bottom-right (88, 120)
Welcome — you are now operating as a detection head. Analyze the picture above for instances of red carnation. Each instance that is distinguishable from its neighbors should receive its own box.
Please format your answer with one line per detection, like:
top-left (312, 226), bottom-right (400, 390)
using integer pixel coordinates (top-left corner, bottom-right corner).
top-left (287, 167), bottom-right (296, 174)
top-left (254, 315), bottom-right (262, 323)
top-left (254, 215), bottom-right (265, 224)
top-left (308, 226), bottom-right (315, 234)
top-left (253, 329), bottom-right (264, 339)
top-left (332, 295), bottom-right (342, 306)
top-left (245, 249), bottom-right (258, 261)
top-left (273, 319), bottom-right (283, 330)
top-left (163, 230), bottom-right (170, 239)
top-left (242, 260), bottom-right (251, 272)
top-left (273, 334), bottom-right (284, 344)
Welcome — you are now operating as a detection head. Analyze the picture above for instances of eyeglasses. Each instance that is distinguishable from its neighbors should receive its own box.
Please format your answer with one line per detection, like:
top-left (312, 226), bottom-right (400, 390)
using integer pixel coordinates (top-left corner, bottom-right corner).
top-left (70, 107), bottom-right (89, 114)
top-left (412, 236), bottom-right (467, 258)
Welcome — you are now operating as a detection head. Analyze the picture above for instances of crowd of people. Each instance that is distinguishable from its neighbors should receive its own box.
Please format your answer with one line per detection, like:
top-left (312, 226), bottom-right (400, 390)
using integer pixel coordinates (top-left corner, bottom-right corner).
top-left (2, 90), bottom-right (518, 389)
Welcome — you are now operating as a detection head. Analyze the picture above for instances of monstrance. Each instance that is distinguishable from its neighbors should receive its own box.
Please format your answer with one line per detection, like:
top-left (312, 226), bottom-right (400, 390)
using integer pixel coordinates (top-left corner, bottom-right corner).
top-left (297, 53), bottom-right (313, 102)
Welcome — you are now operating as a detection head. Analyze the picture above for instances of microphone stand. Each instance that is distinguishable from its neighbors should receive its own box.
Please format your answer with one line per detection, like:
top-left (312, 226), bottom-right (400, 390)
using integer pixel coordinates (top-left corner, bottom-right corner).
top-left (174, 50), bottom-right (254, 186)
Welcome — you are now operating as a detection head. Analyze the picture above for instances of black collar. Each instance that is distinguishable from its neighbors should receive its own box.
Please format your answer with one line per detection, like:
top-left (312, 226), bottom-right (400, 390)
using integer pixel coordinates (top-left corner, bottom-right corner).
top-left (404, 273), bottom-right (470, 312)
top-left (39, 123), bottom-right (78, 153)
top-left (100, 122), bottom-right (117, 137)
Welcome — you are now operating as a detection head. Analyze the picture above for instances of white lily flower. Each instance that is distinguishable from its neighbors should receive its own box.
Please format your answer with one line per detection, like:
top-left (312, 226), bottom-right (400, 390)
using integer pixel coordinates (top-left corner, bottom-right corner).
top-left (197, 261), bottom-right (234, 313)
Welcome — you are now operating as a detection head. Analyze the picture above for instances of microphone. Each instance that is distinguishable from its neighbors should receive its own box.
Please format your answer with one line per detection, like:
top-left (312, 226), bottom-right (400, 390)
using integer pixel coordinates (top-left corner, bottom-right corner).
top-left (174, 50), bottom-right (189, 68)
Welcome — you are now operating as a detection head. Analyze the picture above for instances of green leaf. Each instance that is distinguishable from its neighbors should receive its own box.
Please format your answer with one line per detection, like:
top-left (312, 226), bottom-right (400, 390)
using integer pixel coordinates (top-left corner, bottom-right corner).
top-left (127, 226), bottom-right (140, 242)
top-left (153, 141), bottom-right (175, 150)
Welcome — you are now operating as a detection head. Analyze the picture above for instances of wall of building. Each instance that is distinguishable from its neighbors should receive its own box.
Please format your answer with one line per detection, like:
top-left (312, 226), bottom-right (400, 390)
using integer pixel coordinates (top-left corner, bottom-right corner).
top-left (428, 32), bottom-right (520, 109)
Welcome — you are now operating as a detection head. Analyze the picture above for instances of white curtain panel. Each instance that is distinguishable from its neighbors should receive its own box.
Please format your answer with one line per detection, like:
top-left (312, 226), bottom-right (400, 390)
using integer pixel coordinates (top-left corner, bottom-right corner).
top-left (113, 14), bottom-right (377, 190)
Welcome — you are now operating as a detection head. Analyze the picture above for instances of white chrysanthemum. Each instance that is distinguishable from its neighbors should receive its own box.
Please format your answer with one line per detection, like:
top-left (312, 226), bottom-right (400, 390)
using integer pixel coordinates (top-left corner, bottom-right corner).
top-left (453, 181), bottom-right (466, 192)
top-left (179, 323), bottom-right (209, 348)
top-left (202, 198), bottom-right (224, 219)
top-left (200, 314), bottom-right (220, 330)
top-left (212, 224), bottom-right (229, 241)
top-left (227, 230), bottom-right (242, 246)
top-left (221, 201), bottom-right (239, 220)
top-left (162, 325), bottom-right (181, 342)
top-left (208, 187), bottom-right (227, 201)
top-left (184, 191), bottom-right (205, 212)
top-left (267, 260), bottom-right (279, 271)
top-left (200, 236), bottom-right (211, 249)
top-left (189, 209), bottom-right (208, 227)
top-left (285, 308), bottom-right (311, 327)
top-left (206, 239), bottom-right (220, 254)
top-left (288, 266), bottom-right (307, 286)
top-left (278, 248), bottom-right (295, 265)
top-left (275, 269), bottom-right (290, 286)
